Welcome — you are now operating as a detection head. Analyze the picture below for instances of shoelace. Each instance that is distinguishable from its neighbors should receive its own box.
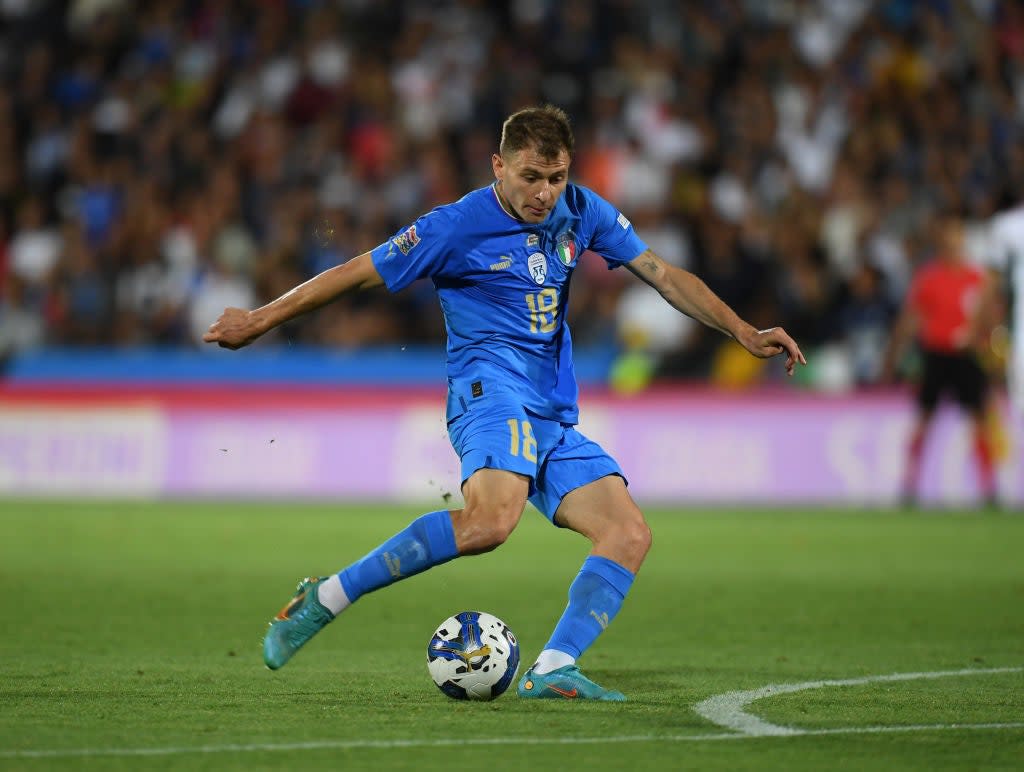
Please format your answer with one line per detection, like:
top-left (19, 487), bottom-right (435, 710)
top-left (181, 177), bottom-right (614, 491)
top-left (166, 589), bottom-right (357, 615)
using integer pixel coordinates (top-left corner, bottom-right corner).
top-left (551, 666), bottom-right (620, 696)
top-left (284, 601), bottom-right (330, 646)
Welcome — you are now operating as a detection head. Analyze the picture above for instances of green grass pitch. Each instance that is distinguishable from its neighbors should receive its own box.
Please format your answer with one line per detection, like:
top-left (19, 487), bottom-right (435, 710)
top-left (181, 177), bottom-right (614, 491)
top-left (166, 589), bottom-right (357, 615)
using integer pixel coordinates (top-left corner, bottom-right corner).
top-left (0, 500), bottom-right (1022, 771)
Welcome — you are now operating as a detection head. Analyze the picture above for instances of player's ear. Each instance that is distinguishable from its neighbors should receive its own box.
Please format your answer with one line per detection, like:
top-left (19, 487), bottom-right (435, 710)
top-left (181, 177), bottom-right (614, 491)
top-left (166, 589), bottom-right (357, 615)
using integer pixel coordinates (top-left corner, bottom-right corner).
top-left (491, 153), bottom-right (504, 182)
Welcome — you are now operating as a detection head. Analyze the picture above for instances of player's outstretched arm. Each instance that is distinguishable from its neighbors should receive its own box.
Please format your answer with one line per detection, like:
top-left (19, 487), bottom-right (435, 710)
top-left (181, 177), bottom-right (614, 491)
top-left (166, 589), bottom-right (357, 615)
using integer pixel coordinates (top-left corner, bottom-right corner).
top-left (203, 252), bottom-right (385, 350)
top-left (626, 248), bottom-right (806, 376)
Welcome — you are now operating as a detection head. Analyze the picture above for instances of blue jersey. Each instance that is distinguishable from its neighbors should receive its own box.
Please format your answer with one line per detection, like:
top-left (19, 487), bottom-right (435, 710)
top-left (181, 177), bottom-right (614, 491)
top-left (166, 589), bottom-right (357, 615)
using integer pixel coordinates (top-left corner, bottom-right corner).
top-left (370, 183), bottom-right (647, 424)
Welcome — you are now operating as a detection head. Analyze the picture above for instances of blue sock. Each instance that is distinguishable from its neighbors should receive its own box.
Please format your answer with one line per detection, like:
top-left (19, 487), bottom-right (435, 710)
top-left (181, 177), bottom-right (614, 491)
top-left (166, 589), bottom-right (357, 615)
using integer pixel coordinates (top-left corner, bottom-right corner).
top-left (544, 555), bottom-right (635, 659)
top-left (338, 510), bottom-right (458, 603)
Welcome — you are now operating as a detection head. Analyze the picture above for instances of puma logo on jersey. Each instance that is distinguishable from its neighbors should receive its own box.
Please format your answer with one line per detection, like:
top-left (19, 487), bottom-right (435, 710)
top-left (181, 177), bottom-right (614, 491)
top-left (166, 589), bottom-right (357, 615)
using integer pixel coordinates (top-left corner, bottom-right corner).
top-left (490, 257), bottom-right (512, 271)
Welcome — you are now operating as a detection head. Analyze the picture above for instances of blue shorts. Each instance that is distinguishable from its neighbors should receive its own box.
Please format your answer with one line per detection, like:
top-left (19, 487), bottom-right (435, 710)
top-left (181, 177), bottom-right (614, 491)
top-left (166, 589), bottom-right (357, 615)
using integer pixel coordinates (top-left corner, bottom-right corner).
top-left (447, 398), bottom-right (626, 523)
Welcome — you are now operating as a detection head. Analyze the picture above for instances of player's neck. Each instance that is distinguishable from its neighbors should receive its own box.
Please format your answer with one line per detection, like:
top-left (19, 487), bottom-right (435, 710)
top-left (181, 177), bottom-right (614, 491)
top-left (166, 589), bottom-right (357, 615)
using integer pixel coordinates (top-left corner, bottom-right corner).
top-left (492, 182), bottom-right (524, 222)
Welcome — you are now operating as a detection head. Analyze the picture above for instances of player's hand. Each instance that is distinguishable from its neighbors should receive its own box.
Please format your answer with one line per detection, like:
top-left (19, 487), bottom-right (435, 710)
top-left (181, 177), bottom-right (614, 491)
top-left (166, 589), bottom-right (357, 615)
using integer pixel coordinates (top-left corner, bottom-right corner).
top-left (202, 307), bottom-right (263, 350)
top-left (739, 326), bottom-right (806, 376)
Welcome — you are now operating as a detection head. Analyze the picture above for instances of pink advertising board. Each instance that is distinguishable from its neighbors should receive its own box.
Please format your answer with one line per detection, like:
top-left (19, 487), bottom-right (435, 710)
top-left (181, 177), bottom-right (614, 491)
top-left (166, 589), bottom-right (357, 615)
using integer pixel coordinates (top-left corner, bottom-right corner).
top-left (0, 387), bottom-right (1018, 507)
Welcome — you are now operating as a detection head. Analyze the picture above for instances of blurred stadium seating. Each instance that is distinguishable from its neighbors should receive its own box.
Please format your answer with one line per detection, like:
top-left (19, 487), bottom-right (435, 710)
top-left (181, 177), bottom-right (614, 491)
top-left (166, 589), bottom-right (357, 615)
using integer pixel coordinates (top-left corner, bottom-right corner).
top-left (0, 0), bottom-right (1019, 504)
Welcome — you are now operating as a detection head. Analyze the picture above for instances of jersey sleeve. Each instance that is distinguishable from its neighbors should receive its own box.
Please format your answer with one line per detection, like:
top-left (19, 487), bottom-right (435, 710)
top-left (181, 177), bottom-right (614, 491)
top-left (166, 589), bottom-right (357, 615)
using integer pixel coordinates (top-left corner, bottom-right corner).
top-left (581, 188), bottom-right (648, 269)
top-left (370, 207), bottom-right (457, 292)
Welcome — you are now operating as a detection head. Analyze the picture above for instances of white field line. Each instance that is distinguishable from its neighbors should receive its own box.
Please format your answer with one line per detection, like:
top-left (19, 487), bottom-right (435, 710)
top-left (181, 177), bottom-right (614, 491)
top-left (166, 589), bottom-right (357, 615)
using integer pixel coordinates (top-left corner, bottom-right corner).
top-left (693, 666), bottom-right (1024, 736)
top-left (3, 723), bottom-right (1023, 759)
top-left (2, 668), bottom-right (1021, 759)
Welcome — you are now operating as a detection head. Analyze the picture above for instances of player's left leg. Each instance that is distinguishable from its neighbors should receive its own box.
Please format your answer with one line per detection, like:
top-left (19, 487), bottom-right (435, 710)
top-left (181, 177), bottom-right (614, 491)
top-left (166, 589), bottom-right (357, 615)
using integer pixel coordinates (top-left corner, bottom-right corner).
top-left (517, 430), bottom-right (651, 701)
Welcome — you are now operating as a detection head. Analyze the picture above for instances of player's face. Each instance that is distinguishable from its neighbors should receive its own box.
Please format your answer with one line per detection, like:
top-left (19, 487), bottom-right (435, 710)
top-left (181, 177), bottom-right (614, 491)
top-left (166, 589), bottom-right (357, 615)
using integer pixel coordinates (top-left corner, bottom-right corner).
top-left (492, 146), bottom-right (570, 223)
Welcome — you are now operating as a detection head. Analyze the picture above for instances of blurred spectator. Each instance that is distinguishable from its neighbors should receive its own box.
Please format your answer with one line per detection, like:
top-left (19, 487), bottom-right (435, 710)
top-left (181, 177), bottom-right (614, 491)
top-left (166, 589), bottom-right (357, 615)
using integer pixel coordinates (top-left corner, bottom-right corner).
top-left (838, 262), bottom-right (897, 385)
top-left (0, 0), bottom-right (1021, 395)
top-left (9, 196), bottom-right (61, 290)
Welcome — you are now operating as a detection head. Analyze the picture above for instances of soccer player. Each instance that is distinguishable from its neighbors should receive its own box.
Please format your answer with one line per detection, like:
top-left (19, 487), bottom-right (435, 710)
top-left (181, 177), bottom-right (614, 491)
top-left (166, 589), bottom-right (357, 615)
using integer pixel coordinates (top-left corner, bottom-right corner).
top-left (204, 106), bottom-right (805, 701)
top-left (881, 212), bottom-right (997, 507)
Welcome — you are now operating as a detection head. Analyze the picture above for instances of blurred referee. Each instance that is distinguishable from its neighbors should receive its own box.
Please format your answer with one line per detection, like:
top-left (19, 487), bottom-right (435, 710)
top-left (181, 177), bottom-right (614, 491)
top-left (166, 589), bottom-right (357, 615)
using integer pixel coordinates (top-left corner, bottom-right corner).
top-left (881, 212), bottom-right (997, 508)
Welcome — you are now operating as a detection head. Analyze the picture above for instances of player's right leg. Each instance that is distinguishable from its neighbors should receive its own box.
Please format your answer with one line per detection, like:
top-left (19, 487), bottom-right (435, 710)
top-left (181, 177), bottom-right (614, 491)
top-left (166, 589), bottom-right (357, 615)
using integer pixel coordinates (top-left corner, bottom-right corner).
top-left (263, 506), bottom-right (462, 669)
top-left (262, 575), bottom-right (337, 670)
top-left (263, 406), bottom-right (533, 670)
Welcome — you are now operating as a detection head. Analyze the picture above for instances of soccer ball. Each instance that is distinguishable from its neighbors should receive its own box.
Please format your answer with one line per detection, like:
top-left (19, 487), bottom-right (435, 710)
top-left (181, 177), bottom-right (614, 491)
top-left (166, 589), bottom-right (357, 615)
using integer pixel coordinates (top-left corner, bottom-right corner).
top-left (426, 611), bottom-right (520, 700)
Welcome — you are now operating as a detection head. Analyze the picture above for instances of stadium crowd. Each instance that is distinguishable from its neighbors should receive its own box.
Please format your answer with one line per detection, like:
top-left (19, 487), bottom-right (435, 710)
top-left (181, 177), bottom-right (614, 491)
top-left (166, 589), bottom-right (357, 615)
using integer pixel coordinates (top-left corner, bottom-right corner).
top-left (0, 0), bottom-right (1020, 390)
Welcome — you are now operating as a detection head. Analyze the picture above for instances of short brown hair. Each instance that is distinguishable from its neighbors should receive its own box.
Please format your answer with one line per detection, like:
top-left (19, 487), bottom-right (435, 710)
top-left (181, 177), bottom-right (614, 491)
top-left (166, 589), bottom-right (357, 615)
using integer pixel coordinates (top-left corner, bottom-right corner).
top-left (499, 105), bottom-right (575, 160)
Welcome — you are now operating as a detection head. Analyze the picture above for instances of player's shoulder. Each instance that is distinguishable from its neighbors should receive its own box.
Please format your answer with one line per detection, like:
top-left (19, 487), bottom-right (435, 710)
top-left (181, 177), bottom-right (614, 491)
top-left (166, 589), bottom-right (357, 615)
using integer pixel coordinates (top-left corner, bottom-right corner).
top-left (414, 185), bottom-right (494, 219)
top-left (445, 186), bottom-right (496, 218)
top-left (559, 183), bottom-right (631, 231)
top-left (420, 194), bottom-right (474, 228)
top-left (561, 182), bottom-right (605, 213)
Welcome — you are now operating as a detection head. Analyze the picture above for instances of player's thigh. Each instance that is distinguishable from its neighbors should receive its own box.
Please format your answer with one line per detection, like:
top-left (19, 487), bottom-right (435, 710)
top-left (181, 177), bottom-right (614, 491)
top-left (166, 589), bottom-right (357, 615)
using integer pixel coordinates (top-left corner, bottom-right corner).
top-left (530, 427), bottom-right (649, 556)
top-left (447, 403), bottom-right (537, 544)
top-left (554, 474), bottom-right (651, 572)
top-left (528, 426), bottom-right (625, 524)
top-left (553, 473), bottom-right (641, 535)
top-left (453, 467), bottom-right (530, 553)
top-left (461, 467), bottom-right (530, 514)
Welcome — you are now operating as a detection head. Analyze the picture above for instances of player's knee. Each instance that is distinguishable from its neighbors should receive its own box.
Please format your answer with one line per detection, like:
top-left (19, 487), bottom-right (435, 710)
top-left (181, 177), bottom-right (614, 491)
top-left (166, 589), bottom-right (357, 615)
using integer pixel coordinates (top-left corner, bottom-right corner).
top-left (459, 518), bottom-right (514, 554)
top-left (623, 516), bottom-right (653, 560)
top-left (453, 498), bottom-right (525, 554)
top-left (601, 512), bottom-right (651, 565)
top-left (480, 516), bottom-right (517, 552)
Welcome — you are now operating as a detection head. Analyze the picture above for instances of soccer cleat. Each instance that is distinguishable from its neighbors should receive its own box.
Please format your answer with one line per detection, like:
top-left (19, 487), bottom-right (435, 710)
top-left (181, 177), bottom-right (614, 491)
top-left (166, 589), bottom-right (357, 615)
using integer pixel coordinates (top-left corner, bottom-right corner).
top-left (263, 576), bottom-right (335, 670)
top-left (517, 664), bottom-right (626, 702)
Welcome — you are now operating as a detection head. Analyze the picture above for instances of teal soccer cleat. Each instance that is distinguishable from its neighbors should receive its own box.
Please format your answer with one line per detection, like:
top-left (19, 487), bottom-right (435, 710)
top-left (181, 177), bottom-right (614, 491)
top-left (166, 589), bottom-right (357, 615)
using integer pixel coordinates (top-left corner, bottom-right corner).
top-left (263, 577), bottom-right (335, 670)
top-left (517, 665), bottom-right (626, 702)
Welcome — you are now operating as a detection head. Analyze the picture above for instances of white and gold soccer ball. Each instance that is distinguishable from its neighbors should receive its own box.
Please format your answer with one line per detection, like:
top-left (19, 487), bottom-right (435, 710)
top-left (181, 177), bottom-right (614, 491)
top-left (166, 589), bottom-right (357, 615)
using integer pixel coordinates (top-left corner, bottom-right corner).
top-left (426, 611), bottom-right (520, 700)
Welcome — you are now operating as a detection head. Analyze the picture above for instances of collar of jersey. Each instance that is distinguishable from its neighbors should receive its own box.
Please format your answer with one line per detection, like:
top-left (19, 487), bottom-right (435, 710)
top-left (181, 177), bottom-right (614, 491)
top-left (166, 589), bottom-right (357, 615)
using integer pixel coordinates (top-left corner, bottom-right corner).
top-left (491, 183), bottom-right (525, 223)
